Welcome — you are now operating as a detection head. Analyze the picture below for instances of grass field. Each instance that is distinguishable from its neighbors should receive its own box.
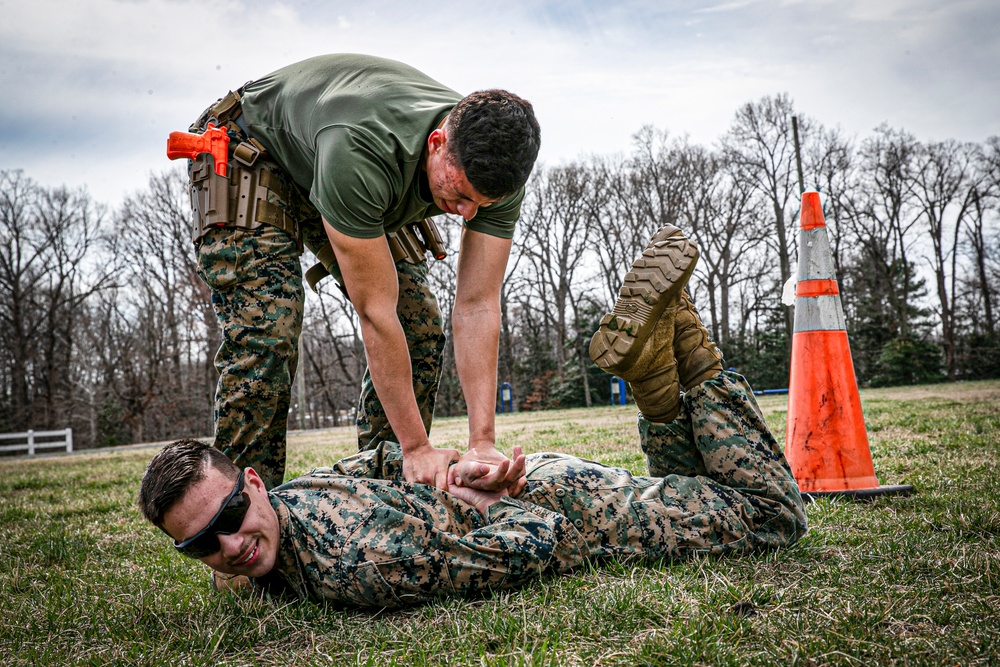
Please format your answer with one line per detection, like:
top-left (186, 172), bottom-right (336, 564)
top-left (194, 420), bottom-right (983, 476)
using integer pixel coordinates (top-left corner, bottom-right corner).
top-left (2, 380), bottom-right (998, 666)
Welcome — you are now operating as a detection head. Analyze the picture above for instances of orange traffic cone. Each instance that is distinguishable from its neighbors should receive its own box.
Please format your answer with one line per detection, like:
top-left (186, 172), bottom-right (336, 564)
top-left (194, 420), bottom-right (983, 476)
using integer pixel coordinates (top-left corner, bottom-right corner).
top-left (785, 191), bottom-right (913, 499)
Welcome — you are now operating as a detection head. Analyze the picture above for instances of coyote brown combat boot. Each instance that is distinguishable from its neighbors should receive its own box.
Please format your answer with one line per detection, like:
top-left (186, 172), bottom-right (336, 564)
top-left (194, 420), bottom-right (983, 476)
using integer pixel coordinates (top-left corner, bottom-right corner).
top-left (674, 290), bottom-right (724, 389)
top-left (624, 304), bottom-right (682, 423)
top-left (589, 225), bottom-right (699, 423)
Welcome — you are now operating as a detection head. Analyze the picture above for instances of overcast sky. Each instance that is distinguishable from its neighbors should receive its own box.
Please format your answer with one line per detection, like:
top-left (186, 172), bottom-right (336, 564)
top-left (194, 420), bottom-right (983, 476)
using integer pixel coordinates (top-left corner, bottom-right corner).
top-left (2, 0), bottom-right (998, 208)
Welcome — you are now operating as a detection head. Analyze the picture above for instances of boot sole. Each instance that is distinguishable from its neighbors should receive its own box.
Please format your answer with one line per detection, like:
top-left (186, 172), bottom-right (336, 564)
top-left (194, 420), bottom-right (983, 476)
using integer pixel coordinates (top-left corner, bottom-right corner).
top-left (589, 226), bottom-right (699, 375)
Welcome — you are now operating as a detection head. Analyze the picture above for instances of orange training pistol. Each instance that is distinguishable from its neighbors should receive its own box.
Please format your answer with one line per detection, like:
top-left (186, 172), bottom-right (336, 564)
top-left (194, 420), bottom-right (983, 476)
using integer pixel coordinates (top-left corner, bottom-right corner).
top-left (166, 123), bottom-right (230, 177)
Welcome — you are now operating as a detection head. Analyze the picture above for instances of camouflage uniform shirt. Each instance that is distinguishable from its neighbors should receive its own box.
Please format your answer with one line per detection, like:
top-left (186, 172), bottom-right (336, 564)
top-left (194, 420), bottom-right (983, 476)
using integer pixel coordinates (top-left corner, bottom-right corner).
top-left (268, 468), bottom-right (586, 608)
top-left (264, 373), bottom-right (807, 608)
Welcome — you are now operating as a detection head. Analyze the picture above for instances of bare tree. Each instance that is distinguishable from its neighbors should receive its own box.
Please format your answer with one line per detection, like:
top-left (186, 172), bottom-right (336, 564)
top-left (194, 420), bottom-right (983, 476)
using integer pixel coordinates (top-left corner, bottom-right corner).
top-left (0, 171), bottom-right (45, 431)
top-left (100, 169), bottom-right (213, 443)
top-left (909, 139), bottom-right (983, 379)
top-left (674, 143), bottom-right (767, 347)
top-left (589, 153), bottom-right (659, 306)
top-left (298, 279), bottom-right (365, 427)
top-left (721, 94), bottom-right (807, 346)
top-left (0, 171), bottom-right (116, 439)
top-left (517, 164), bottom-right (599, 406)
top-left (587, 129), bottom-right (695, 314)
top-left (35, 185), bottom-right (116, 432)
top-left (630, 126), bottom-right (687, 230)
top-left (964, 137), bottom-right (1000, 336)
top-left (805, 126), bottom-right (856, 285)
top-left (842, 126), bottom-right (926, 340)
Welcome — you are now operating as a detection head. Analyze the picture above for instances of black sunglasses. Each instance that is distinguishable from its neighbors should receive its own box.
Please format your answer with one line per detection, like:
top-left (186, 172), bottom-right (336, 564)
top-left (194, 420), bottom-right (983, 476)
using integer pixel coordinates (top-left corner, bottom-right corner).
top-left (174, 469), bottom-right (251, 559)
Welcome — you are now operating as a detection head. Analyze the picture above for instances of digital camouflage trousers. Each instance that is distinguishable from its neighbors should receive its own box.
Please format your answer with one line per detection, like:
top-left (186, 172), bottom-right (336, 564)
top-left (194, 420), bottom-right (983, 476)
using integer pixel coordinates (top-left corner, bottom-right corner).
top-left (331, 370), bottom-right (808, 563)
top-left (197, 222), bottom-right (445, 490)
top-left (521, 371), bottom-right (808, 559)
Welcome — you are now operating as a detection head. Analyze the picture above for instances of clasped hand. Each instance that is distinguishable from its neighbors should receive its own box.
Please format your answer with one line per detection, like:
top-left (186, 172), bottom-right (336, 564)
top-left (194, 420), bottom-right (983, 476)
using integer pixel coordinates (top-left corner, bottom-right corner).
top-left (403, 443), bottom-right (526, 499)
top-left (446, 445), bottom-right (527, 515)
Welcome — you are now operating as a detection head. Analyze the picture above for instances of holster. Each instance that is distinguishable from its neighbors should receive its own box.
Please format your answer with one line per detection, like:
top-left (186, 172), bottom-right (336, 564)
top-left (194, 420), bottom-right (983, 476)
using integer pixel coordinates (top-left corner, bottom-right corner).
top-left (189, 154), bottom-right (302, 248)
top-left (188, 87), bottom-right (302, 249)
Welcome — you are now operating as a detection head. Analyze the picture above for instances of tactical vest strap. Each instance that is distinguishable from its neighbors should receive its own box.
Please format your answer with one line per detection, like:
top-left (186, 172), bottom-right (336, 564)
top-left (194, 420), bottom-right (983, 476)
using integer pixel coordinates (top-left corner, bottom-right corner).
top-left (211, 90), bottom-right (243, 124)
top-left (191, 86), bottom-right (268, 168)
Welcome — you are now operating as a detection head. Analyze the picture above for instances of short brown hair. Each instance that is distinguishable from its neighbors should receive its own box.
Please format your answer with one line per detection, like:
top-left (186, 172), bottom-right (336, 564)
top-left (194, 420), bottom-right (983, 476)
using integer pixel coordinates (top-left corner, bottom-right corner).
top-left (446, 89), bottom-right (541, 200)
top-left (137, 439), bottom-right (239, 528)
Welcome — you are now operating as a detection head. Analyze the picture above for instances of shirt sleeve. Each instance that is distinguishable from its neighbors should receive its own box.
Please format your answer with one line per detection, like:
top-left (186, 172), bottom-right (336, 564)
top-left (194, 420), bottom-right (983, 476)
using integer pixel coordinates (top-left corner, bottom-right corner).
top-left (341, 495), bottom-right (587, 608)
top-left (329, 442), bottom-right (404, 480)
top-left (311, 126), bottom-right (400, 238)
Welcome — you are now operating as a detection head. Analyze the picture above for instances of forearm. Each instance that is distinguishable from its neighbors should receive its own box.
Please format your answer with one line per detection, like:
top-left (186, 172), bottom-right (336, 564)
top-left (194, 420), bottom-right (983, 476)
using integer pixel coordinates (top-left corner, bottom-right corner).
top-left (358, 315), bottom-right (429, 452)
top-left (452, 301), bottom-right (501, 450)
top-left (452, 229), bottom-right (511, 453)
top-left (432, 498), bottom-right (587, 602)
top-left (335, 495), bottom-right (586, 608)
top-left (450, 498), bottom-right (587, 588)
top-left (322, 219), bottom-right (456, 487)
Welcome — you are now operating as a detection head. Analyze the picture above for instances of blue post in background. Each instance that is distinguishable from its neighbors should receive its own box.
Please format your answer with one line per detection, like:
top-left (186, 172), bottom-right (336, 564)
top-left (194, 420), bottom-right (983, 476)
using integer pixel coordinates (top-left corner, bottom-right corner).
top-left (499, 382), bottom-right (514, 413)
top-left (610, 376), bottom-right (627, 405)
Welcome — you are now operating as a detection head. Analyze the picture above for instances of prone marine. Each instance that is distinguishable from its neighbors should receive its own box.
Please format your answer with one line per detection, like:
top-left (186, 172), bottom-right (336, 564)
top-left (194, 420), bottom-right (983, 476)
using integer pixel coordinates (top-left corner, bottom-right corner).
top-left (137, 225), bottom-right (807, 607)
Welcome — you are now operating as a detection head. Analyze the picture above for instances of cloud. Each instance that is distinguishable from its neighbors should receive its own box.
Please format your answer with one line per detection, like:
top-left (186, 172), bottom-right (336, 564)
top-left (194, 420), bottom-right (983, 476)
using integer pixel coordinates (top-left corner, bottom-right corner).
top-left (694, 0), bottom-right (764, 14)
top-left (1, 0), bottom-right (997, 206)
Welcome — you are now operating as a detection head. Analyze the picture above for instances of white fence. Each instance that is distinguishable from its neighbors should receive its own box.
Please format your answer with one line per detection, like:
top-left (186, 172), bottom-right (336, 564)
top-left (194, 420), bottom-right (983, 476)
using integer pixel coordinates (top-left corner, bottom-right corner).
top-left (0, 428), bottom-right (73, 455)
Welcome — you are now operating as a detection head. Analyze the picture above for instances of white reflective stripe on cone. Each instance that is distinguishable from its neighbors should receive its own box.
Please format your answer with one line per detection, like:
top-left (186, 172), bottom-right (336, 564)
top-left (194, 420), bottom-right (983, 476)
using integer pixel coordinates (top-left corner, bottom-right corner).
top-left (793, 294), bottom-right (847, 333)
top-left (797, 227), bottom-right (837, 281)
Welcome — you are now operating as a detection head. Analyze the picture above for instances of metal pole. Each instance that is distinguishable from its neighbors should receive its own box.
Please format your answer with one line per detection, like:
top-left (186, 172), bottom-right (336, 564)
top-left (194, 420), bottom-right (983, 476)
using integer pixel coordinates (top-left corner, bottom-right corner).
top-left (792, 116), bottom-right (805, 194)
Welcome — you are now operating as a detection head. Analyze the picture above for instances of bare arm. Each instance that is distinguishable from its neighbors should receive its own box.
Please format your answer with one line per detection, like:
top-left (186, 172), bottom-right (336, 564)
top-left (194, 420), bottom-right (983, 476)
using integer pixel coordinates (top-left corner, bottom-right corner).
top-left (450, 229), bottom-right (524, 492)
top-left (324, 219), bottom-right (459, 488)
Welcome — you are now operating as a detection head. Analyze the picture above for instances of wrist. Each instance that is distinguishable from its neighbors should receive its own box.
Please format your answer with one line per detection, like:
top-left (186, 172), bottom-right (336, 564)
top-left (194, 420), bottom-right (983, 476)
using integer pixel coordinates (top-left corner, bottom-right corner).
top-left (401, 439), bottom-right (432, 456)
top-left (468, 439), bottom-right (498, 453)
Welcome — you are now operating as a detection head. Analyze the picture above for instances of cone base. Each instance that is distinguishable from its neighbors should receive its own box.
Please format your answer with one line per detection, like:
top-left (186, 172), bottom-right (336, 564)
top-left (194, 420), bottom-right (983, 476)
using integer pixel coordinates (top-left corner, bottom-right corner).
top-left (797, 474), bottom-right (881, 493)
top-left (802, 484), bottom-right (914, 503)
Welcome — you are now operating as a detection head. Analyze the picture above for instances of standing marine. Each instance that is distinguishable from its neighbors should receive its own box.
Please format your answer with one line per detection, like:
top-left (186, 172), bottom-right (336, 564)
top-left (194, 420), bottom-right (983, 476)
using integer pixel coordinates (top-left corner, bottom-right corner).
top-left (171, 54), bottom-right (541, 495)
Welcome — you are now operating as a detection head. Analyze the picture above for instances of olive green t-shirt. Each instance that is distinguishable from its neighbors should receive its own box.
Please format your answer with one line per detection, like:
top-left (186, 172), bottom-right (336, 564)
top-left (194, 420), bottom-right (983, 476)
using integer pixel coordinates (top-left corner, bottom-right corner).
top-left (240, 54), bottom-right (522, 239)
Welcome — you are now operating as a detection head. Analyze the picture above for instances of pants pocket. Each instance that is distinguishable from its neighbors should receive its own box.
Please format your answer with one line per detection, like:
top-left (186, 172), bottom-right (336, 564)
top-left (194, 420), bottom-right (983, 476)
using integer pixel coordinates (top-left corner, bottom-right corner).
top-left (197, 228), bottom-right (258, 291)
